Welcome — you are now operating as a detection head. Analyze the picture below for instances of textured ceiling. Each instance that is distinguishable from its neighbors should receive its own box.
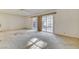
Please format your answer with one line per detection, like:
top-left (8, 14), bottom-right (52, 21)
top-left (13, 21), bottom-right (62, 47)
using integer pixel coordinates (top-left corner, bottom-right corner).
top-left (0, 9), bottom-right (56, 16)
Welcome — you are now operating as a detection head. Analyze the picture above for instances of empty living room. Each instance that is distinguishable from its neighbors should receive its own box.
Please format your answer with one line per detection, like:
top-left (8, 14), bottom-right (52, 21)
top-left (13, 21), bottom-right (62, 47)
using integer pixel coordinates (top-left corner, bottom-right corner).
top-left (0, 0), bottom-right (79, 59)
top-left (0, 9), bottom-right (79, 49)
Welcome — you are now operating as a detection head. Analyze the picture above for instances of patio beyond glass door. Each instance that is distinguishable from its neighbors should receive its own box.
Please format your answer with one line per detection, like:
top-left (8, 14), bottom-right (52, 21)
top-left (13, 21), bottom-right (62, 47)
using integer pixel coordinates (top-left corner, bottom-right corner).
top-left (42, 15), bottom-right (53, 33)
top-left (32, 17), bottom-right (38, 31)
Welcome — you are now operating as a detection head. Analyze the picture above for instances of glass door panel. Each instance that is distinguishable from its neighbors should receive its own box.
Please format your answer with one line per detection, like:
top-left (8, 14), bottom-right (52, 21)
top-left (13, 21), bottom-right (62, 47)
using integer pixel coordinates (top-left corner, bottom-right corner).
top-left (42, 16), bottom-right (47, 32)
top-left (32, 17), bottom-right (38, 31)
top-left (42, 15), bottom-right (53, 33)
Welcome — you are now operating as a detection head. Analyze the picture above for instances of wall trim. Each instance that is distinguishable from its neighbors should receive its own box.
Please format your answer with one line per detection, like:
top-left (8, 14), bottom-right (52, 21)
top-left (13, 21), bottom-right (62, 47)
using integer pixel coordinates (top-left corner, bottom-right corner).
top-left (54, 33), bottom-right (79, 39)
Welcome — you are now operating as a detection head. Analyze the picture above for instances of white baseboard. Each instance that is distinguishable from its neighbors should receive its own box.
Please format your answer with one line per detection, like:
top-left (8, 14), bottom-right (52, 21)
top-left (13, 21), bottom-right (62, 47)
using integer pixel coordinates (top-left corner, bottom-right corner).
top-left (54, 33), bottom-right (79, 38)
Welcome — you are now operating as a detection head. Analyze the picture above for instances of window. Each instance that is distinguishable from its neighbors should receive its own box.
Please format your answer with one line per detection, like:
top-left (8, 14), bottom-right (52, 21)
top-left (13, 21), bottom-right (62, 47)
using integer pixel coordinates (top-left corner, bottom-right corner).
top-left (32, 17), bottom-right (38, 31)
top-left (42, 15), bottom-right (53, 33)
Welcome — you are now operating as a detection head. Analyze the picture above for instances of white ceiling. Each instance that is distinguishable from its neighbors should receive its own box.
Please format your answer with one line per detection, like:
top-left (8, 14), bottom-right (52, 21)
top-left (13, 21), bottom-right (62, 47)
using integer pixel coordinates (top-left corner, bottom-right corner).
top-left (0, 9), bottom-right (56, 16)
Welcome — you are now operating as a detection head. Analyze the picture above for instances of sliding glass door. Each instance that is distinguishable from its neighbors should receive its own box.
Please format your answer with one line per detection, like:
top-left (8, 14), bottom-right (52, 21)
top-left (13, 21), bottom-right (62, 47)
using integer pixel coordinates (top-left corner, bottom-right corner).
top-left (32, 15), bottom-right (53, 32)
top-left (42, 15), bottom-right (53, 33)
top-left (32, 17), bottom-right (38, 31)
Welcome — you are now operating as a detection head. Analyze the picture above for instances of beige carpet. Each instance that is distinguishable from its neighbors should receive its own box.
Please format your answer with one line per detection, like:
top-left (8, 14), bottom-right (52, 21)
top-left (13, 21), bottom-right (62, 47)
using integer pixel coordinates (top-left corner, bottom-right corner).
top-left (0, 30), bottom-right (79, 49)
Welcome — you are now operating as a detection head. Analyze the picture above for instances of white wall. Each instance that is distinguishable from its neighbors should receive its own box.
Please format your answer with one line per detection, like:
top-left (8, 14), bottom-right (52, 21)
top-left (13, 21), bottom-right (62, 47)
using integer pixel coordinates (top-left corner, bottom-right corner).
top-left (24, 17), bottom-right (33, 29)
top-left (54, 9), bottom-right (79, 38)
top-left (0, 13), bottom-right (32, 31)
